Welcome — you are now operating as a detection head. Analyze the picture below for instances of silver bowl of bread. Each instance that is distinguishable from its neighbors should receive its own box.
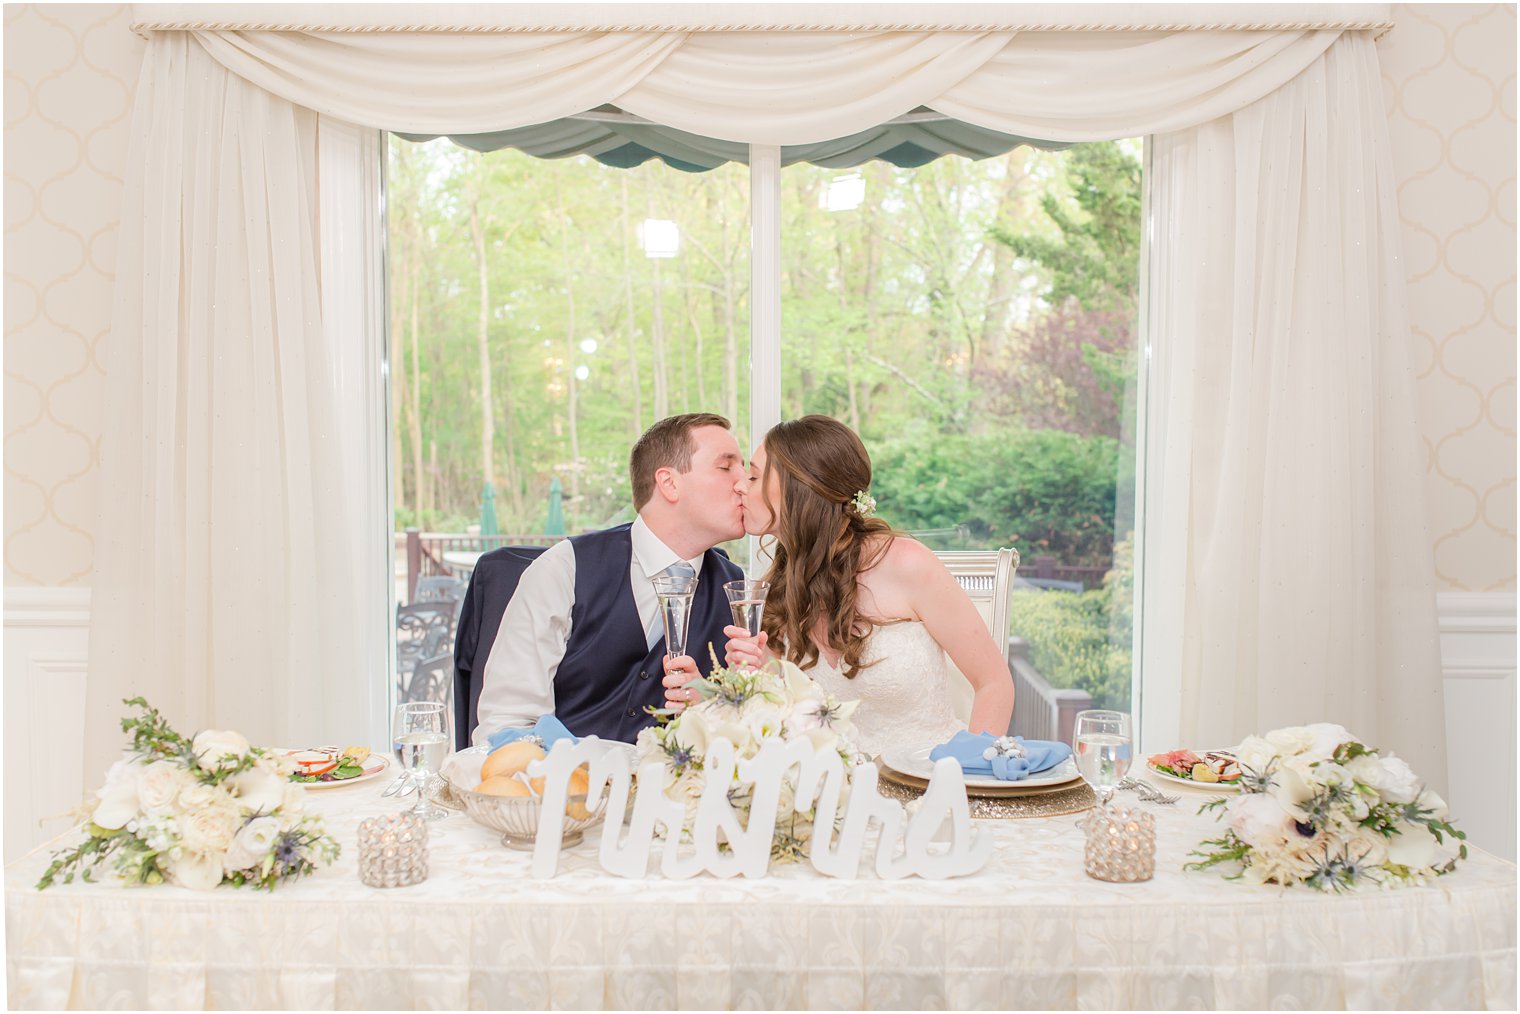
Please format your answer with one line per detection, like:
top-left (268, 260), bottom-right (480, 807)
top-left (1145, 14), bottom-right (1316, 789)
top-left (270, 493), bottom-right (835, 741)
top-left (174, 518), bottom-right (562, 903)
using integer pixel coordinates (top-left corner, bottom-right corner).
top-left (441, 740), bottom-right (608, 850)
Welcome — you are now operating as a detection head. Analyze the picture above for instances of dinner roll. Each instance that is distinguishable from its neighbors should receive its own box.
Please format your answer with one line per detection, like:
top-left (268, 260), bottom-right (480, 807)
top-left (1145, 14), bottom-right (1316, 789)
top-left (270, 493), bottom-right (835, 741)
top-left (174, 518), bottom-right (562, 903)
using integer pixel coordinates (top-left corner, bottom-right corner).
top-left (476, 775), bottom-right (531, 797)
top-left (566, 765), bottom-right (593, 820)
top-left (481, 740), bottom-right (546, 781)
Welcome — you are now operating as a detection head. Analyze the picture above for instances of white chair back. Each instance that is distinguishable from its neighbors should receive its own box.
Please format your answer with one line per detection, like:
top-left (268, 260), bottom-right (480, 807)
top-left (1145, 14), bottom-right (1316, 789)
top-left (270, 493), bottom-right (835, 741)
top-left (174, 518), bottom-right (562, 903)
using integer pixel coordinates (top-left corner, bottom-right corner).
top-left (933, 548), bottom-right (1020, 728)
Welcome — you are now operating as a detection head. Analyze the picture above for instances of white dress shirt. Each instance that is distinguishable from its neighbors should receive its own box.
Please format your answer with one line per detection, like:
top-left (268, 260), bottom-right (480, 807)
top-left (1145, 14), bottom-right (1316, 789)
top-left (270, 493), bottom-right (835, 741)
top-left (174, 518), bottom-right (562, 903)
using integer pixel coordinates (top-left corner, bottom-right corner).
top-left (472, 515), bottom-right (707, 746)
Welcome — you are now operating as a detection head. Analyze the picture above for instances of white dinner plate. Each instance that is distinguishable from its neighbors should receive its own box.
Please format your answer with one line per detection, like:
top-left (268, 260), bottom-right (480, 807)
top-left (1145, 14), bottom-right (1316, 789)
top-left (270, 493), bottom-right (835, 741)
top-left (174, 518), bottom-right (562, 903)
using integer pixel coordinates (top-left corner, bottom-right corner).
top-left (284, 748), bottom-right (391, 789)
top-left (879, 744), bottom-right (1081, 790)
top-left (1144, 761), bottom-right (1243, 792)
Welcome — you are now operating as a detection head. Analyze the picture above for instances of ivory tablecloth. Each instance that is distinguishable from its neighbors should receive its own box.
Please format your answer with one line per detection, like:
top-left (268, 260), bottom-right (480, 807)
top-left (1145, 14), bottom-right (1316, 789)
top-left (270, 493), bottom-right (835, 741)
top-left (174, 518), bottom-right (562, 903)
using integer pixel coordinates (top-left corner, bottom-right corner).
top-left (7, 774), bottom-right (1515, 1010)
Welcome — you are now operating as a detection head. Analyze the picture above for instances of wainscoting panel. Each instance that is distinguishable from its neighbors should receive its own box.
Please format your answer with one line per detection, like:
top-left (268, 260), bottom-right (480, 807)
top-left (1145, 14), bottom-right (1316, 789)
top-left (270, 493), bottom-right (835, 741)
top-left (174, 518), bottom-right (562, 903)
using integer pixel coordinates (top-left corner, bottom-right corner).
top-left (4, 588), bottom-right (90, 863)
top-left (1438, 592), bottom-right (1518, 861)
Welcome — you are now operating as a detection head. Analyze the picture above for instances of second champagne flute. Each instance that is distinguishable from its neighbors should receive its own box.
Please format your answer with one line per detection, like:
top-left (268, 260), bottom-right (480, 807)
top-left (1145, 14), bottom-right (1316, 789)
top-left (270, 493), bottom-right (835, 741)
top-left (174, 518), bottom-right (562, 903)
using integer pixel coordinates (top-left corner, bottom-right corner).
top-left (723, 578), bottom-right (770, 638)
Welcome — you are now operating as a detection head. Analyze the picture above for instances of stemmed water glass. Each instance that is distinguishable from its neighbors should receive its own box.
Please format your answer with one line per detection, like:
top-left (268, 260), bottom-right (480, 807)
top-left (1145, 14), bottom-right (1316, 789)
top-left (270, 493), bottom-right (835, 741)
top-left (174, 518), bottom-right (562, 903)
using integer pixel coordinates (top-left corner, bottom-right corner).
top-left (723, 579), bottom-right (770, 638)
top-left (1072, 709), bottom-right (1132, 808)
top-left (392, 701), bottom-right (450, 820)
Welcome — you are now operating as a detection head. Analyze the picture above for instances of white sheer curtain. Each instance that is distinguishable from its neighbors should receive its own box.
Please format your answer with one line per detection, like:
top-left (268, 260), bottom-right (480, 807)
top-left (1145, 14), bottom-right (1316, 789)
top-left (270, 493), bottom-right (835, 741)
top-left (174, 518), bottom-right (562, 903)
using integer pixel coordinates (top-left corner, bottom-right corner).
top-left (1143, 32), bottom-right (1445, 788)
top-left (91, 11), bottom-right (1443, 789)
top-left (86, 33), bottom-right (370, 779)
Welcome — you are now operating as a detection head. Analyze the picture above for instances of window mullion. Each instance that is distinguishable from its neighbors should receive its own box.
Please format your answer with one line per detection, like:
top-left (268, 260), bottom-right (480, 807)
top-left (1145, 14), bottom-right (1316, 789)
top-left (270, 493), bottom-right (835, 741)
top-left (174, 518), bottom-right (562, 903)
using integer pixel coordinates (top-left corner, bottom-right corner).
top-left (748, 143), bottom-right (782, 575)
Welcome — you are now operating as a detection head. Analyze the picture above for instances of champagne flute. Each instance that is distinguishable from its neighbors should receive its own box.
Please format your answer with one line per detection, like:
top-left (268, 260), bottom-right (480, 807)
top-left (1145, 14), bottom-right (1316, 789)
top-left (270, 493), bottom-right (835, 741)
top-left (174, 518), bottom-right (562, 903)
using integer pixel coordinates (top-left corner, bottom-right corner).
top-left (1072, 710), bottom-right (1132, 808)
top-left (723, 578), bottom-right (770, 638)
top-left (652, 572), bottom-right (699, 660)
top-left (392, 701), bottom-right (450, 820)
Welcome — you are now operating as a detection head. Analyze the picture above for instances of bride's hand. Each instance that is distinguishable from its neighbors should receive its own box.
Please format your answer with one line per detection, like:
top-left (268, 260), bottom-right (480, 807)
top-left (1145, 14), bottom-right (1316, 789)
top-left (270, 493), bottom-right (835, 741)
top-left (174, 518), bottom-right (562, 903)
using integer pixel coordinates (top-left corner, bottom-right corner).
top-left (724, 626), bottom-right (768, 669)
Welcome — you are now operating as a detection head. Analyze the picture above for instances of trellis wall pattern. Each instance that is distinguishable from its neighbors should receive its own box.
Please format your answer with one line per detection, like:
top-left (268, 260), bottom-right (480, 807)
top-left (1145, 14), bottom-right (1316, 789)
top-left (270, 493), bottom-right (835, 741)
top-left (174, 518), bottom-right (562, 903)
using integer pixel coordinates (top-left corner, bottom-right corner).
top-left (1381, 4), bottom-right (1517, 592)
top-left (2, 4), bottom-right (1515, 591)
top-left (3, 4), bottom-right (141, 586)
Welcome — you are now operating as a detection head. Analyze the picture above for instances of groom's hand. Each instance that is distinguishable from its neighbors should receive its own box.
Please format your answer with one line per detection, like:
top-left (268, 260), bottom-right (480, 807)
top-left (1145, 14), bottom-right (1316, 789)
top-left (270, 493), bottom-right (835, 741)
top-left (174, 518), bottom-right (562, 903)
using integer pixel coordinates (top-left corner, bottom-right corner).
top-left (662, 654), bottom-right (699, 711)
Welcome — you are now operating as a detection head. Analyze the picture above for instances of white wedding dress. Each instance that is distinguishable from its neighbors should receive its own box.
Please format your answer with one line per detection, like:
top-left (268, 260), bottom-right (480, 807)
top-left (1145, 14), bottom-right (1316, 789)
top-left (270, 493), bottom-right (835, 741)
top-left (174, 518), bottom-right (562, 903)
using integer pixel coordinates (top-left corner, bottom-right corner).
top-left (803, 621), bottom-right (965, 758)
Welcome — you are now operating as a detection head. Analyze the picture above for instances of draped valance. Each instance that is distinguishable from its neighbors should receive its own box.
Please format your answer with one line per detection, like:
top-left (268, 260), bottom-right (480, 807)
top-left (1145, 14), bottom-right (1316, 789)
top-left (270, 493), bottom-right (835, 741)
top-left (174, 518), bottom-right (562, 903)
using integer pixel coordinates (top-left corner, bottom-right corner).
top-left (131, 5), bottom-right (1385, 143)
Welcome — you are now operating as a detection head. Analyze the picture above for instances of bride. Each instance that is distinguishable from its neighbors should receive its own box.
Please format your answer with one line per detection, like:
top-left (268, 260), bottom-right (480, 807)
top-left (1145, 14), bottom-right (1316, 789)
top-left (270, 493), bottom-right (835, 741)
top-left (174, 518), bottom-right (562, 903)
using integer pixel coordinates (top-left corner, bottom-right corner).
top-left (717, 415), bottom-right (1014, 756)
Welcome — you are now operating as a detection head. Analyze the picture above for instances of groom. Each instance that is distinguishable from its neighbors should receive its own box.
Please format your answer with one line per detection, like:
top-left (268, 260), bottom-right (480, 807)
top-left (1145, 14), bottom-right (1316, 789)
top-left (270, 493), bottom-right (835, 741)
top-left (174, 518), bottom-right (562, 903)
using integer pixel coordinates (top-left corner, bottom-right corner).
top-left (472, 412), bottom-right (747, 746)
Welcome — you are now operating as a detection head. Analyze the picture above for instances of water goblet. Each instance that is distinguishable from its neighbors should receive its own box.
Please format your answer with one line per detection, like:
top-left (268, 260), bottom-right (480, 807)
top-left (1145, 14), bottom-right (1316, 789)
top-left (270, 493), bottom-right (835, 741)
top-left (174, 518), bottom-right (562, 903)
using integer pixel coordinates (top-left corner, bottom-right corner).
top-left (1072, 709), bottom-right (1133, 808)
top-left (392, 701), bottom-right (450, 820)
top-left (722, 578), bottom-right (770, 637)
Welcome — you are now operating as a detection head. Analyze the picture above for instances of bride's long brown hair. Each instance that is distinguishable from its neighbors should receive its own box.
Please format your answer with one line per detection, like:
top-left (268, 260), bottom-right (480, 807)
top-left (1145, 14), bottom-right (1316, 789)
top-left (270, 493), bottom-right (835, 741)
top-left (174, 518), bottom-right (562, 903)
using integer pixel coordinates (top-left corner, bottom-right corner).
top-left (757, 416), bottom-right (898, 678)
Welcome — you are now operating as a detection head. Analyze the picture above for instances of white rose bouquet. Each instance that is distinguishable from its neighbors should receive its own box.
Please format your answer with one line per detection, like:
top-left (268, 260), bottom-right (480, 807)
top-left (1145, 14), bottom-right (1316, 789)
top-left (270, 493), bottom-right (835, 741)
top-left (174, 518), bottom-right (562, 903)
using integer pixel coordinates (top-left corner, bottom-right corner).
top-left (635, 656), bottom-right (865, 862)
top-left (1186, 722), bottom-right (1466, 891)
top-left (38, 698), bottom-right (339, 892)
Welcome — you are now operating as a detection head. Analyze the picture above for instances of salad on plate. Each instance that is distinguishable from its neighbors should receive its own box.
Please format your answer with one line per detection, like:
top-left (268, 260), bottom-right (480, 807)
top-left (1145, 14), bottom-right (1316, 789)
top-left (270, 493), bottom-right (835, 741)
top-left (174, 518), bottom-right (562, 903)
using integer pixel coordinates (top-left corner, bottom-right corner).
top-left (1146, 748), bottom-right (1240, 785)
top-left (287, 746), bottom-right (377, 784)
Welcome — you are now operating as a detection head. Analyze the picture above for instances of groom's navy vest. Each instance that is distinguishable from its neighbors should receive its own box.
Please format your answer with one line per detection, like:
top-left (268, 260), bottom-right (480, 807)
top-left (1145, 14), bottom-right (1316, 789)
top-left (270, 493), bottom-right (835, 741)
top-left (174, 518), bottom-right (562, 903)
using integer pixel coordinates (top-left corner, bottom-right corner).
top-left (554, 524), bottom-right (742, 743)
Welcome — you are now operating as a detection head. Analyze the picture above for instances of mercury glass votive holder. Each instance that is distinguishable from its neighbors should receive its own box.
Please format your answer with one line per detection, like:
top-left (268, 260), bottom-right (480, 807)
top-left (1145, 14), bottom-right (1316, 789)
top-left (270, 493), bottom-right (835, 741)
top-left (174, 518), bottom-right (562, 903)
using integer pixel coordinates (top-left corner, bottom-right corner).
top-left (357, 812), bottom-right (429, 888)
top-left (1081, 804), bottom-right (1155, 882)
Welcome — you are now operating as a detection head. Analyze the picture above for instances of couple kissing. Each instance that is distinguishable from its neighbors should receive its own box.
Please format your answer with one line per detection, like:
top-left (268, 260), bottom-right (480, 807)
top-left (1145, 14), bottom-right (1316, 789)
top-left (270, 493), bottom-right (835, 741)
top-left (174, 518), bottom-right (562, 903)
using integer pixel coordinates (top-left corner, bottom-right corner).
top-left (473, 412), bottom-right (1013, 757)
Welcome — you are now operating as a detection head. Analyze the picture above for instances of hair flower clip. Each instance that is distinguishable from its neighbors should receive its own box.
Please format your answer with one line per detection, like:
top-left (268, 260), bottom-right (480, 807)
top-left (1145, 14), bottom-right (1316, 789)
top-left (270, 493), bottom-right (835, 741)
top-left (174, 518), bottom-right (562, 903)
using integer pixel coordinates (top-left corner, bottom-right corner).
top-left (849, 489), bottom-right (877, 518)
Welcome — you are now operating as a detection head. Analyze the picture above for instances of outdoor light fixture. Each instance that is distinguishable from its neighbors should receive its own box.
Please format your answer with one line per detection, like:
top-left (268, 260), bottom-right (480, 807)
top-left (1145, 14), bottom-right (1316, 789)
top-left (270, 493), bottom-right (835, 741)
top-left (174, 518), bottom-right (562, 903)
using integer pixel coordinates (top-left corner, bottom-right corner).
top-left (822, 172), bottom-right (865, 212)
top-left (638, 218), bottom-right (680, 258)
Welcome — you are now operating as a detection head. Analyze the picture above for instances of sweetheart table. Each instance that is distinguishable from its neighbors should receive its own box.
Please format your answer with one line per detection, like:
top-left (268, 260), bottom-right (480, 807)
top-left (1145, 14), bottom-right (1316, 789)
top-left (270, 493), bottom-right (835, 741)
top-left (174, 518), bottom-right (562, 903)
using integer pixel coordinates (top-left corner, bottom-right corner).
top-left (6, 773), bottom-right (1515, 1011)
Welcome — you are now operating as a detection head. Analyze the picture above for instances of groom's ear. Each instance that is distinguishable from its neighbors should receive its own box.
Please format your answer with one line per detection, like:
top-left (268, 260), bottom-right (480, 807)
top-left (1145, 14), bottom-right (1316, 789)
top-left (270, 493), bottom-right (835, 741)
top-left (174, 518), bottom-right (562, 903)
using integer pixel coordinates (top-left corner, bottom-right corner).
top-left (653, 465), bottom-right (680, 504)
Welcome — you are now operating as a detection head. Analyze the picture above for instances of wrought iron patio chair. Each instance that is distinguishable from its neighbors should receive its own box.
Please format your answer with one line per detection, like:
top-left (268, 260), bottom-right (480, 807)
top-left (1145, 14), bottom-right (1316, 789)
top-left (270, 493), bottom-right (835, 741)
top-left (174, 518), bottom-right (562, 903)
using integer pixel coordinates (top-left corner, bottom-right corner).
top-left (413, 575), bottom-right (467, 604)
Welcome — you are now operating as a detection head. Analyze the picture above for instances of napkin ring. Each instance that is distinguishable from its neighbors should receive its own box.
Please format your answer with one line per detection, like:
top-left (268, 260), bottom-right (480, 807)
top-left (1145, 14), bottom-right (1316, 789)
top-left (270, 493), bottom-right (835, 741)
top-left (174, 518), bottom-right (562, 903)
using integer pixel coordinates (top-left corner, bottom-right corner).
top-left (981, 736), bottom-right (1028, 762)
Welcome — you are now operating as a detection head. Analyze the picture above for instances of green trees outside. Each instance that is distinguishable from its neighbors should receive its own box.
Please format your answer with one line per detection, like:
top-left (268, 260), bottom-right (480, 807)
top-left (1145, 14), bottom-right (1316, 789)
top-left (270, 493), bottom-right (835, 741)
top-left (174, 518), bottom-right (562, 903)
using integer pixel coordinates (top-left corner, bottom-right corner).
top-left (387, 137), bottom-right (1142, 708)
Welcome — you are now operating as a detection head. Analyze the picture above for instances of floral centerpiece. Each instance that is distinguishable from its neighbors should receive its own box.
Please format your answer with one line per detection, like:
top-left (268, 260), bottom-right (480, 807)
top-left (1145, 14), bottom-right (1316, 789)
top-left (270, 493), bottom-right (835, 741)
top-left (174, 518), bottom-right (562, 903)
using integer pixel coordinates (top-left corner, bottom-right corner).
top-left (1187, 723), bottom-right (1465, 891)
top-left (38, 698), bottom-right (340, 891)
top-left (635, 656), bottom-right (865, 861)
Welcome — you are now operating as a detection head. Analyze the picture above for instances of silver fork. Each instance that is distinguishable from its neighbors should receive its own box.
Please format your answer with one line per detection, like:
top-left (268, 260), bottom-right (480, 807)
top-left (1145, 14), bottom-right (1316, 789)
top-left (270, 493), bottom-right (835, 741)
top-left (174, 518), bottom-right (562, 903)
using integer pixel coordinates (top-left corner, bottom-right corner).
top-left (1119, 777), bottom-right (1179, 805)
top-left (381, 775), bottom-right (416, 797)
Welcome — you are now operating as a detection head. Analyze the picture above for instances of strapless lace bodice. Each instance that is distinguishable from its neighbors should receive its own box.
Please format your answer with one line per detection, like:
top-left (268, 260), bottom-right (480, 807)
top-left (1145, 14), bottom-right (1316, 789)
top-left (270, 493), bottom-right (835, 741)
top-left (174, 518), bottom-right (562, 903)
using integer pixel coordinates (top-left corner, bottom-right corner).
top-left (803, 621), bottom-right (965, 757)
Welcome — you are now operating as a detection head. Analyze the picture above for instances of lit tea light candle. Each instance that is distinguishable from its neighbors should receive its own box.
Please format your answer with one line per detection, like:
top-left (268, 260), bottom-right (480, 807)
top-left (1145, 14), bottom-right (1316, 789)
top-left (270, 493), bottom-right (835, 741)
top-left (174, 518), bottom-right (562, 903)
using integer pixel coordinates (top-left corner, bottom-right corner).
top-left (1081, 804), bottom-right (1155, 882)
top-left (358, 812), bottom-right (429, 888)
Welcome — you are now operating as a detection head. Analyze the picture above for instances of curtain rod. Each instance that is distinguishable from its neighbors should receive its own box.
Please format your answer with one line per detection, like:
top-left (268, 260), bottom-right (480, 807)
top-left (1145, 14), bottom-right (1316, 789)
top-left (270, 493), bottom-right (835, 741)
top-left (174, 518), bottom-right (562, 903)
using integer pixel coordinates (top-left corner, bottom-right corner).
top-left (131, 4), bottom-right (1394, 36)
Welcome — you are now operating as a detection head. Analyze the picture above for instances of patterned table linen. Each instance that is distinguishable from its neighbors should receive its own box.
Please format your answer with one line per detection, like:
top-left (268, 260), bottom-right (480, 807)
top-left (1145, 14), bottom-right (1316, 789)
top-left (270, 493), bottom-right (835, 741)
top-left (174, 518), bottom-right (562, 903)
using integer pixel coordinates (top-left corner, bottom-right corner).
top-left (6, 775), bottom-right (1515, 1011)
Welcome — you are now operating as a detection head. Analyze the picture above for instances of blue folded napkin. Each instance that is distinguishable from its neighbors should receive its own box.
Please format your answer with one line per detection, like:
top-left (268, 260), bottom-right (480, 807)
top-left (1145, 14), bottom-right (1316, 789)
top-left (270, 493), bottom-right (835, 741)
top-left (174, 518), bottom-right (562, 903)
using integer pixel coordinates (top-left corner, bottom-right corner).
top-left (929, 731), bottom-right (1073, 781)
top-left (486, 714), bottom-right (577, 753)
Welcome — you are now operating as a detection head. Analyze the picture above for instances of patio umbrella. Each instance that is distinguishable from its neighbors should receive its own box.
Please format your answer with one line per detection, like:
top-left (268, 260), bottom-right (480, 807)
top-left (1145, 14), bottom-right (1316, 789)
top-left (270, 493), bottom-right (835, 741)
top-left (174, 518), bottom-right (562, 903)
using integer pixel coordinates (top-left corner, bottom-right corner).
top-left (545, 476), bottom-right (566, 536)
top-left (480, 482), bottom-right (499, 537)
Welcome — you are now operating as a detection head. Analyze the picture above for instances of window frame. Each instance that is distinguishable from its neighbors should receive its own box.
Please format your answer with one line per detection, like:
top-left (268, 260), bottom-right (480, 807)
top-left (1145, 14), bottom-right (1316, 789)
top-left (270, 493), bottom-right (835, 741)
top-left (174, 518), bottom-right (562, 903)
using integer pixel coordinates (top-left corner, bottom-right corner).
top-left (336, 130), bottom-right (1152, 751)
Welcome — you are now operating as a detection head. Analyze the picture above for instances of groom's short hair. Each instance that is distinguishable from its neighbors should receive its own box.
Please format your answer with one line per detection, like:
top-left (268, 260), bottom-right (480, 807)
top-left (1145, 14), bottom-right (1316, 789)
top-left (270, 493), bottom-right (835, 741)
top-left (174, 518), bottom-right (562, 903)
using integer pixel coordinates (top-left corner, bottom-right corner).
top-left (630, 412), bottom-right (732, 509)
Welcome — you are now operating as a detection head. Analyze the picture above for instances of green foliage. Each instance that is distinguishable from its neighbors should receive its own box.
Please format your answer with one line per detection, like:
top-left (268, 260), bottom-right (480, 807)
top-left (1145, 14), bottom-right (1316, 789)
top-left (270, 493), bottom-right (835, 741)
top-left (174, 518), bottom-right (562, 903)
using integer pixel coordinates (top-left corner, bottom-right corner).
top-left (1008, 586), bottom-right (1132, 711)
top-left (990, 140), bottom-right (1142, 313)
top-left (871, 428), bottom-right (1121, 566)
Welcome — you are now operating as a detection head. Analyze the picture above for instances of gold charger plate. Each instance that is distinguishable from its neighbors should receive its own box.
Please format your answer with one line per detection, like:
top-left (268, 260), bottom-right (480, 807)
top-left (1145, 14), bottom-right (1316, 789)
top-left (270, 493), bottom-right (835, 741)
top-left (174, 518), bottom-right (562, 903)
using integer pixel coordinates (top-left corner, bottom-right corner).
top-left (872, 760), bottom-right (1097, 818)
top-left (874, 758), bottom-right (1082, 798)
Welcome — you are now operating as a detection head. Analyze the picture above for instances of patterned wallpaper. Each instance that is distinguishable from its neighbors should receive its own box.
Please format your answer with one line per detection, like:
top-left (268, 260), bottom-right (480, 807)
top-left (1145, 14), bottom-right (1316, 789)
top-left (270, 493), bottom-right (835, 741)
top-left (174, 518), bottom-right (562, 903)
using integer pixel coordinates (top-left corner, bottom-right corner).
top-left (3, 4), bottom-right (141, 585)
top-left (1381, 4), bottom-right (1517, 592)
top-left (1, 5), bottom-right (1515, 591)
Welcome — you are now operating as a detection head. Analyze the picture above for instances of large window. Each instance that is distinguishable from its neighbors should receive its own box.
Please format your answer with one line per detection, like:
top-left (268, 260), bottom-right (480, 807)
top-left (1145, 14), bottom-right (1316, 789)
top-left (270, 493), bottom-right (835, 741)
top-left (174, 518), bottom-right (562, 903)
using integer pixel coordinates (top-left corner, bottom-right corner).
top-left (388, 133), bottom-right (1141, 716)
